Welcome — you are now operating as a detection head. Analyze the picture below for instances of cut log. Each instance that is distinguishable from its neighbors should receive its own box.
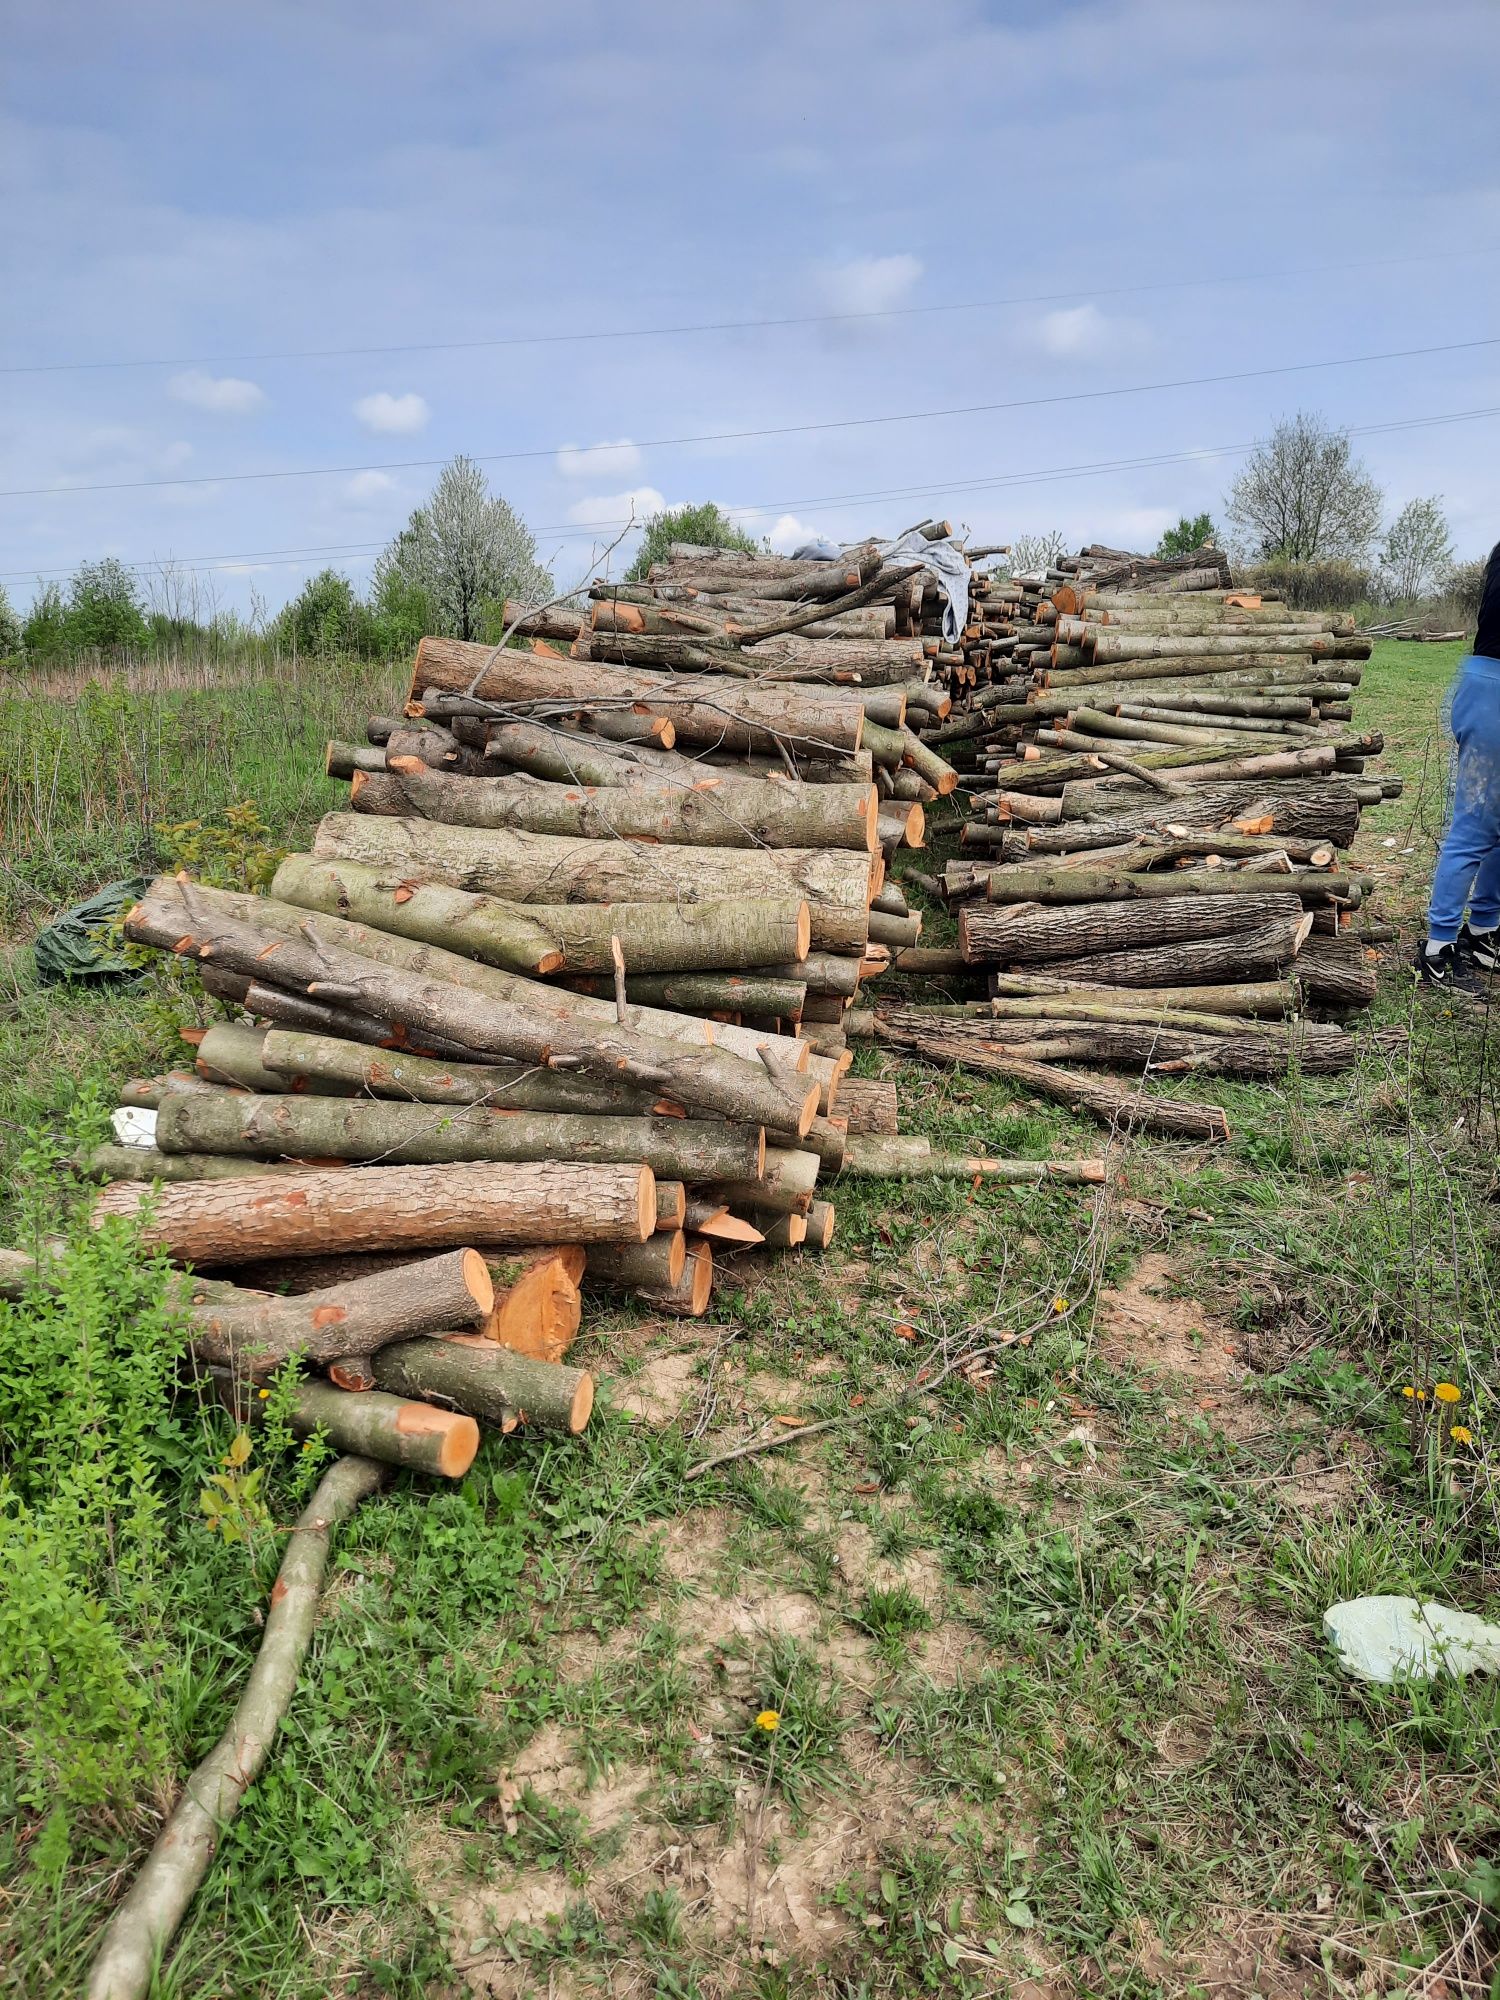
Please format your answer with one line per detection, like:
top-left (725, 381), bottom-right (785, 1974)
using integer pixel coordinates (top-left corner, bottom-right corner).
top-left (838, 1133), bottom-right (1106, 1183)
top-left (118, 1071), bottom-right (223, 1109)
top-left (834, 1077), bottom-right (900, 1134)
top-left (560, 971), bottom-right (808, 1018)
top-left (802, 1199), bottom-right (836, 1249)
top-left (286, 1382), bottom-right (479, 1477)
top-left (682, 1198), bottom-right (764, 1244)
top-left (272, 854), bottom-right (811, 976)
top-left (585, 1233), bottom-right (687, 1292)
top-left (630, 1237), bottom-right (713, 1316)
top-left (959, 892), bottom-right (1303, 965)
top-left (310, 814), bottom-right (876, 954)
top-left (1019, 914), bottom-right (1312, 988)
top-left (195, 1022), bottom-right (335, 1095)
top-left (258, 1028), bottom-right (663, 1116)
top-left (81, 1144), bottom-right (319, 1183)
top-left (183, 1246), bottom-right (493, 1378)
top-left (372, 1334), bottom-right (594, 1434)
top-left (410, 635), bottom-right (867, 754)
top-left (93, 1160), bottom-right (654, 1262)
top-left (702, 1145), bottom-right (822, 1217)
top-left (970, 867), bottom-right (1353, 906)
top-left (984, 973), bottom-right (1297, 1017)
top-left (354, 757), bottom-right (880, 855)
top-left (655, 1180), bottom-right (687, 1231)
top-left (154, 1088), bottom-right (765, 1183)
top-left (1294, 933), bottom-right (1379, 1010)
top-left (126, 878), bottom-right (818, 1138)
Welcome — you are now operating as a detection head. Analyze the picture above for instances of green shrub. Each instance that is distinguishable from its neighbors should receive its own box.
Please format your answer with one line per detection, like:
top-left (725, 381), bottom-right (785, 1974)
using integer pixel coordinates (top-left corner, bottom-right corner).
top-left (625, 502), bottom-right (759, 582)
top-left (1241, 556), bottom-right (1373, 610)
top-left (270, 568), bottom-right (377, 658)
top-left (21, 581), bottom-right (70, 657)
top-left (1155, 513), bottom-right (1217, 559)
top-left (63, 559), bottom-right (149, 652)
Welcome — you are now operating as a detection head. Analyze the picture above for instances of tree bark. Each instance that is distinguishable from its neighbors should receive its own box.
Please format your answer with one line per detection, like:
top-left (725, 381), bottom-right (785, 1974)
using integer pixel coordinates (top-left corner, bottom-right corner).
top-left (280, 1381), bottom-right (480, 1476)
top-left (585, 1232), bottom-right (687, 1291)
top-left (560, 970), bottom-right (808, 1017)
top-left (959, 891), bottom-right (1303, 964)
top-left (1015, 914), bottom-right (1311, 988)
top-left (353, 756), bottom-right (880, 854)
top-left (1088, 630), bottom-right (1368, 662)
top-left (84, 1455), bottom-right (387, 2000)
top-left (310, 813), bottom-right (876, 953)
top-left (273, 852), bottom-right (811, 977)
top-left (126, 878), bottom-right (819, 1137)
top-left (655, 1180), bottom-right (686, 1230)
top-left (93, 1159), bottom-right (655, 1262)
top-left (701, 1145), bottom-right (822, 1216)
top-left (82, 1144), bottom-right (318, 1182)
top-left (182, 1247), bottom-right (493, 1378)
top-left (838, 1133), bottom-right (1106, 1182)
top-left (257, 1026), bottom-right (664, 1115)
top-left (410, 635), bottom-right (867, 754)
top-left (628, 1238), bottom-right (714, 1316)
top-left (833, 1077), bottom-right (900, 1134)
top-left (983, 973), bottom-right (1296, 1016)
top-left (971, 866), bottom-right (1352, 906)
top-left (371, 1334), bottom-right (594, 1433)
top-left (1294, 933), bottom-right (1379, 1009)
top-left (155, 1087), bottom-right (766, 1182)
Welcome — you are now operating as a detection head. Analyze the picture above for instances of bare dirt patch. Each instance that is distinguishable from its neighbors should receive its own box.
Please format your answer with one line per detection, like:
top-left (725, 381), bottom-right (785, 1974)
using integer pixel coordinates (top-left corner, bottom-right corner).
top-left (1095, 1249), bottom-right (1261, 1435)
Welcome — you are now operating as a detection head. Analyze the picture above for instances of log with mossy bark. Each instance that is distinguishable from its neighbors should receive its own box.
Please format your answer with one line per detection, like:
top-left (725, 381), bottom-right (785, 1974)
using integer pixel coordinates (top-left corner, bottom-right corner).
top-left (557, 970), bottom-right (808, 1018)
top-left (966, 865), bottom-right (1355, 907)
top-left (371, 1333), bottom-right (594, 1434)
top-left (999, 914), bottom-right (1312, 989)
top-left (92, 1159), bottom-right (655, 1263)
top-left (349, 756), bottom-right (881, 854)
top-left (155, 1087), bottom-right (766, 1182)
top-left (272, 853), bottom-right (811, 977)
top-left (309, 814), bottom-right (876, 954)
top-left (277, 1382), bottom-right (482, 1476)
top-left (701, 1145), bottom-right (823, 1217)
top-left (256, 1026), bottom-right (669, 1115)
top-left (957, 891), bottom-right (1304, 964)
top-left (125, 878), bottom-right (819, 1137)
top-left (81, 1143), bottom-right (321, 1183)
top-left (983, 973), bottom-right (1297, 1017)
top-left (870, 1002), bottom-right (1355, 1075)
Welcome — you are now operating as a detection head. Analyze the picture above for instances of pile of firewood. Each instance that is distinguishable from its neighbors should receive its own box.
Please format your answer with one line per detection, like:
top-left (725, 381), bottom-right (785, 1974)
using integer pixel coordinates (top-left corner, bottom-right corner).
top-left (77, 530), bottom-right (1118, 1475)
top-left (869, 548), bottom-right (1399, 1137)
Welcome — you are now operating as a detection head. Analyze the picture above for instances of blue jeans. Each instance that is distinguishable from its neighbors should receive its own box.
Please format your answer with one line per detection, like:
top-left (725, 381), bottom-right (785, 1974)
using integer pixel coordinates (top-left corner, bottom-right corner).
top-left (1428, 653), bottom-right (1500, 941)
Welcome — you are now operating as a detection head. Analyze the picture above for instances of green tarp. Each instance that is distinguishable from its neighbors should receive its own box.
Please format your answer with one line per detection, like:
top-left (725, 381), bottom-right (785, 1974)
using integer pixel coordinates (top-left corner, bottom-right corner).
top-left (33, 878), bottom-right (152, 986)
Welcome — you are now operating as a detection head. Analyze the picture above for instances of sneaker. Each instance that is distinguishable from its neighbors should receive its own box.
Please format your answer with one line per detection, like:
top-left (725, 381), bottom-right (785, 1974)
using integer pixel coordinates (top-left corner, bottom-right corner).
top-left (1415, 941), bottom-right (1485, 993)
top-left (1457, 923), bottom-right (1500, 974)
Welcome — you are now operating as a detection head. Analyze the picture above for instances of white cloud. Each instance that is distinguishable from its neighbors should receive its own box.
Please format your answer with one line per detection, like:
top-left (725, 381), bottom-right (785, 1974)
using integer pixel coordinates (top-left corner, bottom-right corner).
top-left (815, 253), bottom-right (923, 316)
top-left (345, 469), bottom-right (397, 504)
top-left (566, 486), bottom-right (666, 530)
top-left (353, 391), bottom-right (430, 435)
top-left (765, 514), bottom-right (814, 555)
top-left (556, 438), bottom-right (642, 481)
top-left (168, 370), bottom-right (266, 414)
top-left (1029, 303), bottom-right (1147, 360)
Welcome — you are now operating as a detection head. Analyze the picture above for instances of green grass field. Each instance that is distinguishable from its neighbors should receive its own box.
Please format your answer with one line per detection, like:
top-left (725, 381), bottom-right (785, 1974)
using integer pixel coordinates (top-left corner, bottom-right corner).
top-left (2, 642), bottom-right (1497, 1999)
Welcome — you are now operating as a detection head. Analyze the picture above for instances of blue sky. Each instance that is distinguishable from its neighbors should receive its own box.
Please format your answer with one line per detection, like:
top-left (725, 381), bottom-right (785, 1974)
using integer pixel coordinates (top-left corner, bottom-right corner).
top-left (5, 0), bottom-right (1499, 617)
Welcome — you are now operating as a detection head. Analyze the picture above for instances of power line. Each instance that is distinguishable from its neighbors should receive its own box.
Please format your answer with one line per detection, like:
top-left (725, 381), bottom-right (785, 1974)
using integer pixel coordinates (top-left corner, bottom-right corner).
top-left (0, 246), bottom-right (1485, 377)
top-left (9, 400), bottom-right (1496, 586)
top-left (5, 332), bottom-right (1497, 503)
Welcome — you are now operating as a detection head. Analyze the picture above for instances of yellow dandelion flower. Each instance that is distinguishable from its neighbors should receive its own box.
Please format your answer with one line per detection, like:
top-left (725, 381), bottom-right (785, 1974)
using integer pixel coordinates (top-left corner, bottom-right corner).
top-left (1051, 1296), bottom-right (1069, 1315)
top-left (754, 1710), bottom-right (781, 1733)
top-left (257, 1388), bottom-right (270, 1400)
top-left (1401, 1385), bottom-right (1417, 1400)
top-left (1435, 1382), bottom-right (1461, 1404)
top-left (1450, 1425), bottom-right (1474, 1446)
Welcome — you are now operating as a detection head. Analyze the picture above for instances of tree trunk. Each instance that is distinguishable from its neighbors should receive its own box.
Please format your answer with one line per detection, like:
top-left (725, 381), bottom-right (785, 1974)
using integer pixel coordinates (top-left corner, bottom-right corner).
top-left (371, 1334), bottom-right (594, 1433)
top-left (273, 853), bottom-right (811, 977)
top-left (410, 635), bottom-right (867, 754)
top-left (838, 1133), bottom-right (1105, 1182)
top-left (126, 878), bottom-right (819, 1138)
top-left (959, 891), bottom-right (1303, 964)
top-left (155, 1087), bottom-right (766, 1183)
top-left (310, 814), bottom-right (876, 953)
top-left (257, 1027), bottom-right (665, 1116)
top-left (971, 866), bottom-right (1352, 906)
top-left (352, 756), bottom-right (880, 854)
top-left (682, 1199), bottom-right (764, 1244)
top-left (1016, 914), bottom-right (1312, 988)
top-left (84, 1456), bottom-right (387, 2000)
top-left (183, 1247), bottom-right (493, 1378)
top-left (833, 1077), bottom-right (900, 1134)
top-left (984, 973), bottom-right (1296, 1016)
top-left (82, 1144), bottom-right (317, 1182)
top-left (872, 1002), bottom-right (1354, 1075)
top-left (93, 1160), bottom-right (655, 1262)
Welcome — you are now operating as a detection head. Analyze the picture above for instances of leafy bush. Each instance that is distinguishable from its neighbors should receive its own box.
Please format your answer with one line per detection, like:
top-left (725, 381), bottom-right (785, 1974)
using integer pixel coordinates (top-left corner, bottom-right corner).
top-left (270, 568), bottom-right (376, 658)
top-left (64, 558), bottom-right (149, 652)
top-left (1155, 513), bottom-right (1217, 559)
top-left (21, 581), bottom-right (70, 657)
top-left (370, 563), bottom-right (433, 657)
top-left (625, 502), bottom-right (759, 582)
top-left (1241, 555), bottom-right (1374, 611)
top-left (0, 584), bottom-right (20, 661)
top-left (1445, 556), bottom-right (1490, 620)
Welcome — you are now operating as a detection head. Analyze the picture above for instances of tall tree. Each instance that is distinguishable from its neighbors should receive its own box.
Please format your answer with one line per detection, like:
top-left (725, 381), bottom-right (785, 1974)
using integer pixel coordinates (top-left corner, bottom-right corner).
top-left (1155, 513), bottom-right (1217, 559)
top-left (1378, 496), bottom-right (1453, 602)
top-left (374, 457), bottom-right (552, 642)
top-left (65, 557), bottom-right (149, 650)
top-left (1225, 414), bottom-right (1382, 563)
top-left (625, 502), bottom-right (758, 583)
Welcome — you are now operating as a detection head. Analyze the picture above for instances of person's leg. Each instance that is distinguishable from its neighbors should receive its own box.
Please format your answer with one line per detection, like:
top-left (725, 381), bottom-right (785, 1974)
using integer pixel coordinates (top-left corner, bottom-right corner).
top-left (1427, 670), bottom-right (1500, 946)
top-left (1465, 844), bottom-right (1500, 935)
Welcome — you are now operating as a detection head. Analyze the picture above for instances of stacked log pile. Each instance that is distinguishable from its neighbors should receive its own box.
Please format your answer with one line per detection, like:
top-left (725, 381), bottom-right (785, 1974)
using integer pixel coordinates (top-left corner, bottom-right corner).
top-left (81, 543), bottom-right (1111, 1476)
top-left (874, 546), bottom-right (1400, 1138)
